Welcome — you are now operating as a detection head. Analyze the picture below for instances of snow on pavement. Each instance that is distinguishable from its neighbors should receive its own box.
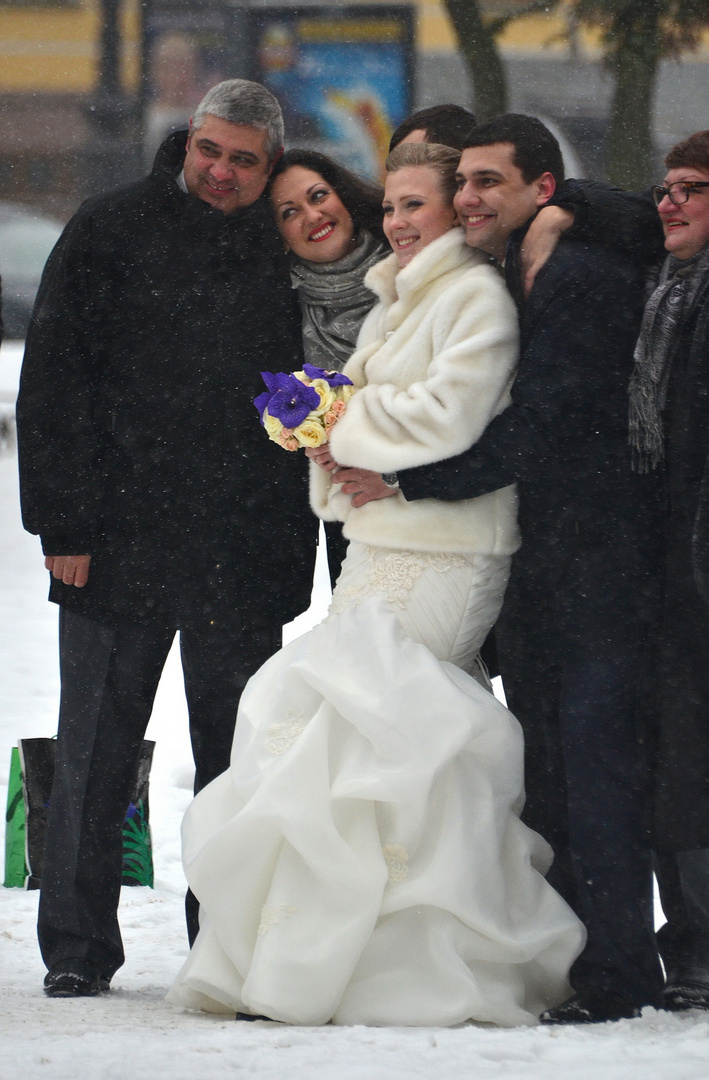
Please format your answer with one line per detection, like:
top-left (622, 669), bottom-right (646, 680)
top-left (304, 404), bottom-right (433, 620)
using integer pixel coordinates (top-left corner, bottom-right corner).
top-left (2, 340), bottom-right (709, 1079)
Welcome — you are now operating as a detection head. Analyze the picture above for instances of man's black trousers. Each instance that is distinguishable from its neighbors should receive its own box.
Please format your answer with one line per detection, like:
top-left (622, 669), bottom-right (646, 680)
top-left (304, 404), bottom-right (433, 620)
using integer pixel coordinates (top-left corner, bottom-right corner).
top-left (496, 548), bottom-right (664, 1010)
top-left (37, 607), bottom-right (281, 978)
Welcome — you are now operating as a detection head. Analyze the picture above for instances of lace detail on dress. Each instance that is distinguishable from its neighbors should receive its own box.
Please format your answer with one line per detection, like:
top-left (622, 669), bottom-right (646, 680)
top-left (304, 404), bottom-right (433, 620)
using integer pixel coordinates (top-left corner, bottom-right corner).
top-left (258, 904), bottom-right (298, 936)
top-left (382, 844), bottom-right (409, 883)
top-left (329, 548), bottom-right (469, 616)
top-left (265, 710), bottom-right (307, 756)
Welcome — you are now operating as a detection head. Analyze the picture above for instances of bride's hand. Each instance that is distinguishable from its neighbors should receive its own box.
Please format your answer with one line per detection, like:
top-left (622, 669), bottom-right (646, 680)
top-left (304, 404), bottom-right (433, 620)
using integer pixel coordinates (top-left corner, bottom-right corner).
top-left (305, 445), bottom-right (338, 471)
top-left (334, 467), bottom-right (399, 508)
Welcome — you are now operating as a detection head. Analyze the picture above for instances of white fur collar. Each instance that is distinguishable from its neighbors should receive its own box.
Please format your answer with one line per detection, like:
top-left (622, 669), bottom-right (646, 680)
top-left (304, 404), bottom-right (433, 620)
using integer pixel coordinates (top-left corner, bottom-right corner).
top-left (364, 227), bottom-right (488, 307)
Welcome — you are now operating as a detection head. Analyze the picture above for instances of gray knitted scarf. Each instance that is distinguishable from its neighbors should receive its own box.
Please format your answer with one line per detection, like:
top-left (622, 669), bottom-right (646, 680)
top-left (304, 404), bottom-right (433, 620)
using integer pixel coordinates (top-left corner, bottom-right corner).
top-left (629, 244), bottom-right (709, 472)
top-left (290, 229), bottom-right (388, 372)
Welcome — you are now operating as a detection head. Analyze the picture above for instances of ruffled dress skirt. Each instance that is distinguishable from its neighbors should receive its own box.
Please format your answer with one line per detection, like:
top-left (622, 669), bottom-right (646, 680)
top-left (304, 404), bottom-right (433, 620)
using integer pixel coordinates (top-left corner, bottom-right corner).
top-left (167, 542), bottom-right (585, 1026)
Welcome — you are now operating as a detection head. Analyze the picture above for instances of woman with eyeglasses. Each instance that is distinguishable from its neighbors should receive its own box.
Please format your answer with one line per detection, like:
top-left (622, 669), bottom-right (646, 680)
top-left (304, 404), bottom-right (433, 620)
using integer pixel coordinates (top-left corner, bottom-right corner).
top-left (628, 130), bottom-right (709, 1015)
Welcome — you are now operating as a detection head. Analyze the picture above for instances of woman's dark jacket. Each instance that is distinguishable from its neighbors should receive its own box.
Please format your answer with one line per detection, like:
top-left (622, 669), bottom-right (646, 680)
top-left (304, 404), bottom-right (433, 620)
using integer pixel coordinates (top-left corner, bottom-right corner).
top-left (653, 264), bottom-right (709, 848)
top-left (16, 132), bottom-right (318, 625)
top-left (674, 272), bottom-right (709, 605)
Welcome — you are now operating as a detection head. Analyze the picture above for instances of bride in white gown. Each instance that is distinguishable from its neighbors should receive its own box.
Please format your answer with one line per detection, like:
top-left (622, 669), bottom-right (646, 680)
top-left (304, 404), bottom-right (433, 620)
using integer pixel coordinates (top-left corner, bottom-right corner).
top-left (167, 142), bottom-right (585, 1027)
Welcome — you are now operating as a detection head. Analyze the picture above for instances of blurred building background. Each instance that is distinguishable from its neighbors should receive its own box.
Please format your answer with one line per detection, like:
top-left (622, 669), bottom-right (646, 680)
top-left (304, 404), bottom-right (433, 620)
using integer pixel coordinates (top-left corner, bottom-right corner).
top-left (0, 0), bottom-right (708, 223)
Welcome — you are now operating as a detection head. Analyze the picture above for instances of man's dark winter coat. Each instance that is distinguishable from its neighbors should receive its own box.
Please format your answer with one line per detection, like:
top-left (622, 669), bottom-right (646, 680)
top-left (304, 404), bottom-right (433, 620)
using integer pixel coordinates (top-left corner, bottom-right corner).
top-left (17, 132), bottom-right (317, 625)
top-left (398, 230), bottom-right (665, 1008)
top-left (399, 233), bottom-right (662, 635)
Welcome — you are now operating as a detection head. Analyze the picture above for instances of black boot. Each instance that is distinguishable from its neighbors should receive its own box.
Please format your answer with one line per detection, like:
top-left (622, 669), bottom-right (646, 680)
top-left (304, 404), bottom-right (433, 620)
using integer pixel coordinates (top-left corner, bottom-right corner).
top-left (656, 849), bottom-right (709, 1011)
top-left (44, 958), bottom-right (111, 998)
top-left (540, 991), bottom-right (641, 1024)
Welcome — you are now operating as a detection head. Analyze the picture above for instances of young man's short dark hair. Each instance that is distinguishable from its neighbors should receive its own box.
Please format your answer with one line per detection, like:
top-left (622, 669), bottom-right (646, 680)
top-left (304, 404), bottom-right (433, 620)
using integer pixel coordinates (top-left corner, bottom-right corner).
top-left (463, 113), bottom-right (565, 186)
top-left (389, 104), bottom-right (477, 153)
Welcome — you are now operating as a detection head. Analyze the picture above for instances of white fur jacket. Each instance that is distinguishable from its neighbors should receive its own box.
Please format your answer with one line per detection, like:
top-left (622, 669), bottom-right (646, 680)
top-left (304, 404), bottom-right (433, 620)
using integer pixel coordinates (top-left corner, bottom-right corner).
top-left (310, 227), bottom-right (521, 556)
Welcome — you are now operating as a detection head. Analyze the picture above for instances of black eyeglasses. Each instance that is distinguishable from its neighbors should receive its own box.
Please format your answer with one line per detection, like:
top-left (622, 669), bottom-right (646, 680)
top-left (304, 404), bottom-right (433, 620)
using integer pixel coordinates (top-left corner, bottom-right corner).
top-left (652, 181), bottom-right (709, 206)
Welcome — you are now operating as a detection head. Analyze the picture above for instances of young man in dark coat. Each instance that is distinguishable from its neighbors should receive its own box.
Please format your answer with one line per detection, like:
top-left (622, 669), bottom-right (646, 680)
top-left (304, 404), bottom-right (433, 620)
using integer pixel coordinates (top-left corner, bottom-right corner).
top-left (629, 130), bottom-right (709, 1012)
top-left (16, 79), bottom-right (318, 998)
top-left (331, 115), bottom-right (665, 1023)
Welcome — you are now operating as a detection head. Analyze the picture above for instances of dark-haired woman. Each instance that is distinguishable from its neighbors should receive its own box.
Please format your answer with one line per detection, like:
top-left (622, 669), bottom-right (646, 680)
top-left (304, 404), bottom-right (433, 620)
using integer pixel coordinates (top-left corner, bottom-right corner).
top-left (269, 150), bottom-right (389, 582)
top-left (269, 149), bottom-right (388, 373)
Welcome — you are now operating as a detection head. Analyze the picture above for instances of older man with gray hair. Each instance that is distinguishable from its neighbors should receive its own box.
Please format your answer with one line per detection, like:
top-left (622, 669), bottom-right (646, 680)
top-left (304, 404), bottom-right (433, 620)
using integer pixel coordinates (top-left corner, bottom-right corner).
top-left (17, 79), bottom-right (317, 997)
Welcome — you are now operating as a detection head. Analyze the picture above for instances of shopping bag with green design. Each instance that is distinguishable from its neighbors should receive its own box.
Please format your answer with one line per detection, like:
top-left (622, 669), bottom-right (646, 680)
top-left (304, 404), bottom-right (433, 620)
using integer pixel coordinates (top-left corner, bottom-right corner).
top-left (121, 740), bottom-right (155, 888)
top-left (3, 738), bottom-right (155, 889)
top-left (3, 746), bottom-right (26, 888)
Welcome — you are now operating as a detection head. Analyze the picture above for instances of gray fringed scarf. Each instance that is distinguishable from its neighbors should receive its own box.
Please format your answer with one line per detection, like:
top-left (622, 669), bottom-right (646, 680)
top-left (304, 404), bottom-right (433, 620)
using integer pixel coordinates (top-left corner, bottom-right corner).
top-left (628, 244), bottom-right (709, 472)
top-left (290, 229), bottom-right (388, 372)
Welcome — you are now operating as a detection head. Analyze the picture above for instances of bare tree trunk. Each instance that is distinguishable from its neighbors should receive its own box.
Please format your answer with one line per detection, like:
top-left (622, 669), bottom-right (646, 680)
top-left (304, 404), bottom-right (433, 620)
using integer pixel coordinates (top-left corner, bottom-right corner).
top-left (443, 0), bottom-right (508, 119)
top-left (605, 3), bottom-right (662, 189)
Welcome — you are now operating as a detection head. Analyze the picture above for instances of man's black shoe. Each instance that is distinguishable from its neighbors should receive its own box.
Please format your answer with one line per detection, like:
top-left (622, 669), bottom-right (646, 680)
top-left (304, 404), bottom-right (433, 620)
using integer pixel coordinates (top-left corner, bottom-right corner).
top-left (43, 959), bottom-right (111, 998)
top-left (664, 977), bottom-right (709, 1011)
top-left (540, 992), bottom-right (642, 1025)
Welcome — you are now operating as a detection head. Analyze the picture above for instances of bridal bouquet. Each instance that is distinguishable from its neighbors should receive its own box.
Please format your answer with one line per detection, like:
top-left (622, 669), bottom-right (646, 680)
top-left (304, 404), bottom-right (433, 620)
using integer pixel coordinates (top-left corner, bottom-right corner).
top-left (254, 364), bottom-right (355, 451)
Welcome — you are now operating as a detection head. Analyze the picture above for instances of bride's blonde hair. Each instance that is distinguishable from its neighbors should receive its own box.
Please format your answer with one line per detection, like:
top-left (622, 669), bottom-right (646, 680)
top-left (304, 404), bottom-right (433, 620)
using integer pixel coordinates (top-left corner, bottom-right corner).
top-left (384, 143), bottom-right (461, 204)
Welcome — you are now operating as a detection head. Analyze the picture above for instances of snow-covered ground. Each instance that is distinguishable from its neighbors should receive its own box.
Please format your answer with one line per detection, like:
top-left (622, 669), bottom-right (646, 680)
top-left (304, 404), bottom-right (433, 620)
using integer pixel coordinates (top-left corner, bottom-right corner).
top-left (2, 339), bottom-right (709, 1079)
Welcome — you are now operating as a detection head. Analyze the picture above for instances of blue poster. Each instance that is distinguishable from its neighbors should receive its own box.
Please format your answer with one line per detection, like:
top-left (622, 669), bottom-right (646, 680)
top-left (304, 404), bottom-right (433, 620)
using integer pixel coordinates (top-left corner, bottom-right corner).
top-left (250, 7), bottom-right (414, 181)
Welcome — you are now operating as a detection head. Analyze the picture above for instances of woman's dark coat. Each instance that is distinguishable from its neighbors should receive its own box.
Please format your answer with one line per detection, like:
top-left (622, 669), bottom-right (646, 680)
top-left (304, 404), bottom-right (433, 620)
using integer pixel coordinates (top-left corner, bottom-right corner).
top-left (654, 267), bottom-right (709, 849)
top-left (16, 132), bottom-right (318, 625)
top-left (678, 273), bottom-right (709, 603)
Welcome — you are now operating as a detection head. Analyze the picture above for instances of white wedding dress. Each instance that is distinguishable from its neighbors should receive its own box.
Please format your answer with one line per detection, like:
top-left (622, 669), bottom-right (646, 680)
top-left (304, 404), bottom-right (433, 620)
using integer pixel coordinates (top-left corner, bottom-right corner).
top-left (168, 541), bottom-right (585, 1027)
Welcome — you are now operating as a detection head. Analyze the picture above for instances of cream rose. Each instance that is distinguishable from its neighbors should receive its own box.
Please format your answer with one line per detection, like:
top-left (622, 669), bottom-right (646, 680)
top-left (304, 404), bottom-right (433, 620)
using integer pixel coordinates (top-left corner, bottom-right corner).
top-left (293, 418), bottom-right (328, 448)
top-left (308, 378), bottom-right (336, 417)
top-left (263, 410), bottom-right (284, 441)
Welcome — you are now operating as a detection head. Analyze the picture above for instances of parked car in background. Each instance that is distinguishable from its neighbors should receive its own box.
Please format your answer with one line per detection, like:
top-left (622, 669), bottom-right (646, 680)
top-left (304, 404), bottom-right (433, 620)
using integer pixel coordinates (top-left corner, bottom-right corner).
top-left (0, 202), bottom-right (63, 340)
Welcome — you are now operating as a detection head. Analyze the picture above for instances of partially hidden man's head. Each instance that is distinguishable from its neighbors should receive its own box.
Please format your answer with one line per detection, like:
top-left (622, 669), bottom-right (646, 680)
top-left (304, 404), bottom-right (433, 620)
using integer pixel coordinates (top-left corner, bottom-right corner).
top-left (656, 130), bottom-right (709, 261)
top-left (389, 104), bottom-right (478, 153)
top-left (454, 114), bottom-right (564, 264)
top-left (183, 79), bottom-right (284, 214)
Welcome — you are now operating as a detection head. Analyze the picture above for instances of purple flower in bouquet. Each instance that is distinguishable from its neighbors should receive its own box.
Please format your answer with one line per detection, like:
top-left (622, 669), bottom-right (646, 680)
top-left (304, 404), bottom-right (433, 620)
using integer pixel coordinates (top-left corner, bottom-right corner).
top-left (254, 371), bottom-right (320, 428)
top-left (302, 364), bottom-right (353, 388)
